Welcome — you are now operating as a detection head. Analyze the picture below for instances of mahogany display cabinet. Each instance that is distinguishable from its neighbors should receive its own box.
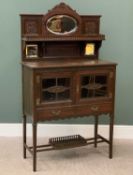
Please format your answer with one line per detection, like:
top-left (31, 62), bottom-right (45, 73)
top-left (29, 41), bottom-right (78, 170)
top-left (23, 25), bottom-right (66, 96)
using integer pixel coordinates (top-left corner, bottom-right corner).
top-left (21, 3), bottom-right (117, 171)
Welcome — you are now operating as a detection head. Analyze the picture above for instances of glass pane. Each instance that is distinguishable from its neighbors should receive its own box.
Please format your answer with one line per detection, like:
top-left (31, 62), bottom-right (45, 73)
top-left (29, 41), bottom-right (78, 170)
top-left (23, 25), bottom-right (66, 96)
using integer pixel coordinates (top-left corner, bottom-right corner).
top-left (42, 78), bottom-right (56, 88)
top-left (95, 76), bottom-right (107, 84)
top-left (57, 90), bottom-right (70, 101)
top-left (42, 91), bottom-right (56, 102)
top-left (81, 88), bottom-right (88, 98)
top-left (58, 78), bottom-right (70, 87)
top-left (81, 76), bottom-right (89, 86)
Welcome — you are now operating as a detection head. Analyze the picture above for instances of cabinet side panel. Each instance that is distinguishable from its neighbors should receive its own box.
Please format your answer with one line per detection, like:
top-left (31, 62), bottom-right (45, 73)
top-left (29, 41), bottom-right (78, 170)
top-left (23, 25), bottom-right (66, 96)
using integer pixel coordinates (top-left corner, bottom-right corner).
top-left (22, 66), bottom-right (33, 117)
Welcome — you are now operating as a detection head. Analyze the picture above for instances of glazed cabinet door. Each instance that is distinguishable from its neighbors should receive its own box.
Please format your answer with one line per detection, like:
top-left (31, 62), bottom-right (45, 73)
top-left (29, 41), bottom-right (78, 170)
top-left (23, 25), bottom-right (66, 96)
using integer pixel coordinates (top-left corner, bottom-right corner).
top-left (77, 68), bottom-right (115, 103)
top-left (35, 71), bottom-right (74, 106)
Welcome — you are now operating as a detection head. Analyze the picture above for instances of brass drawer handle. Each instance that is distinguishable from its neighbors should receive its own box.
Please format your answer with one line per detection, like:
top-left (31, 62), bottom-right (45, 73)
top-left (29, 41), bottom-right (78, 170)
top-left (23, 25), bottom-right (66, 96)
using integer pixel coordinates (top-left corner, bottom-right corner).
top-left (91, 106), bottom-right (99, 111)
top-left (51, 110), bottom-right (61, 116)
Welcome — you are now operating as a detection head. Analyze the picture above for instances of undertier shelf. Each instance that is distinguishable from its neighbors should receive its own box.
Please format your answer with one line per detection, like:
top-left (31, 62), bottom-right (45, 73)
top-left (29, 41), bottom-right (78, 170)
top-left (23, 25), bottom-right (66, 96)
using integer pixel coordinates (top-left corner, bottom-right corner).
top-left (49, 135), bottom-right (87, 149)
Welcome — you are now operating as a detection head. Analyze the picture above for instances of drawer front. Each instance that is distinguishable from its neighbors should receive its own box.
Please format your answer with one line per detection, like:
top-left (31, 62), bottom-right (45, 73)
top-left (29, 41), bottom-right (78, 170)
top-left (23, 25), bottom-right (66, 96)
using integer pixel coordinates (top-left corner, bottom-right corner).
top-left (35, 102), bottom-right (112, 121)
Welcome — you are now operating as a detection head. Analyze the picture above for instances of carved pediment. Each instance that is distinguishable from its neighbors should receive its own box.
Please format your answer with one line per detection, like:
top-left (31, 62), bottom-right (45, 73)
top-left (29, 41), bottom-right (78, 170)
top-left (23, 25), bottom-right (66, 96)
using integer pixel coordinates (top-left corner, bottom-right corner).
top-left (46, 3), bottom-right (79, 18)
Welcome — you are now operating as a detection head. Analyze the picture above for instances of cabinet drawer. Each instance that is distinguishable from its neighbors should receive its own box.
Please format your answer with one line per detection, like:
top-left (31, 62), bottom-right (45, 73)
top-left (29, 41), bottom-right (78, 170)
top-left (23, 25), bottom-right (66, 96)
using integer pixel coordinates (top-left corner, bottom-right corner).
top-left (35, 102), bottom-right (112, 121)
top-left (75, 103), bottom-right (112, 116)
top-left (35, 106), bottom-right (75, 121)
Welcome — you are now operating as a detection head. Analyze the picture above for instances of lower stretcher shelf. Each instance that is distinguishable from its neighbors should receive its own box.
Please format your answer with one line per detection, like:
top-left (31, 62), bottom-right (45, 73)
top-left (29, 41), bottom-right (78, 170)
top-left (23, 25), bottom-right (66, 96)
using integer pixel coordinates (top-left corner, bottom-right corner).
top-left (26, 134), bottom-right (109, 155)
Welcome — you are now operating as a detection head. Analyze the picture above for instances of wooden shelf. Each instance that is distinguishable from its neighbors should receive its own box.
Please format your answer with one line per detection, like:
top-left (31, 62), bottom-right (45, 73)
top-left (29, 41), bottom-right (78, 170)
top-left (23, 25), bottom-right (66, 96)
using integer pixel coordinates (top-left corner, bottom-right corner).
top-left (22, 34), bottom-right (105, 42)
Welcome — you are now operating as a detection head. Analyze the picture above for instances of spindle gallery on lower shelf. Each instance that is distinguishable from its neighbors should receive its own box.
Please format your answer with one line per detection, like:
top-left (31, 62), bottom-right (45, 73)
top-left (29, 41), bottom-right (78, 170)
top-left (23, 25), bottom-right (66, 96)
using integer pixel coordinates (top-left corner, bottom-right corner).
top-left (21, 2), bottom-right (117, 171)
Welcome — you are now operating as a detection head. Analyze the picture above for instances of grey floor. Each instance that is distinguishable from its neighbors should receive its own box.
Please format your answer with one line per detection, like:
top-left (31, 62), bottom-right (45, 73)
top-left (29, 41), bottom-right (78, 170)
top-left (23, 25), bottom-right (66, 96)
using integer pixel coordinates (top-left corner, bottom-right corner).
top-left (0, 137), bottom-right (133, 175)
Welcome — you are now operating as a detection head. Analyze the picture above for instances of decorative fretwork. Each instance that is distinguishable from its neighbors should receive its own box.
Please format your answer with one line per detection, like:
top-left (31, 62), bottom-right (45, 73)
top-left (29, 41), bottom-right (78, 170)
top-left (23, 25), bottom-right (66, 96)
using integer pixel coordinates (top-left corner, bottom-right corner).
top-left (43, 86), bottom-right (69, 93)
top-left (82, 83), bottom-right (106, 90)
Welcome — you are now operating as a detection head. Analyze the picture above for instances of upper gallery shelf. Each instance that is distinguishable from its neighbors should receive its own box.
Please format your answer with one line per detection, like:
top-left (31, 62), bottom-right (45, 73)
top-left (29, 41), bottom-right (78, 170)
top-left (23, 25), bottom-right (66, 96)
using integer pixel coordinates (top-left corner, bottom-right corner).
top-left (20, 3), bottom-right (104, 39)
top-left (22, 35), bottom-right (105, 42)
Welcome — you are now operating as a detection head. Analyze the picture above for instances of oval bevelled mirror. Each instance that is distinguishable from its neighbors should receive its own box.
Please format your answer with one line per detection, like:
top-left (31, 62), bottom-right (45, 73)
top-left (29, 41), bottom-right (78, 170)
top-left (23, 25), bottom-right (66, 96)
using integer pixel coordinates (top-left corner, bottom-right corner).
top-left (46, 15), bottom-right (77, 35)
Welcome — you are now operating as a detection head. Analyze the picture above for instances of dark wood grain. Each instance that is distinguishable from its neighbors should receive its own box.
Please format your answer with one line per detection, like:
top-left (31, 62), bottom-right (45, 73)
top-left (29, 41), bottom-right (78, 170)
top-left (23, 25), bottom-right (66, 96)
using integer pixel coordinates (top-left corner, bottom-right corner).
top-left (21, 2), bottom-right (117, 171)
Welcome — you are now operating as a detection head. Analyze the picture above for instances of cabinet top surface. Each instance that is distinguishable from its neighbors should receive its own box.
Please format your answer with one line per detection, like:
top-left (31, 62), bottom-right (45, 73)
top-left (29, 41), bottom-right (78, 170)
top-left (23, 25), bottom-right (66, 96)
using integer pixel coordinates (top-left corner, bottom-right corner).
top-left (21, 59), bottom-right (117, 69)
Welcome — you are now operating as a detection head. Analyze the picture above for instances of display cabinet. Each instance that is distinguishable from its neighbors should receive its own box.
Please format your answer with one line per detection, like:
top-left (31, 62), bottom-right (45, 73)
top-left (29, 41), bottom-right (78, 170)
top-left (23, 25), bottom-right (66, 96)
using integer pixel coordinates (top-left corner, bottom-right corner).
top-left (21, 3), bottom-right (117, 171)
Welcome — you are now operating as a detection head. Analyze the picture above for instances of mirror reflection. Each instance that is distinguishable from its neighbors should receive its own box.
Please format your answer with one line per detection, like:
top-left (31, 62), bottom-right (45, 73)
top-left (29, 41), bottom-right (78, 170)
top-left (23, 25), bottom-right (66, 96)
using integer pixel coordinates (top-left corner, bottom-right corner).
top-left (47, 15), bottom-right (77, 35)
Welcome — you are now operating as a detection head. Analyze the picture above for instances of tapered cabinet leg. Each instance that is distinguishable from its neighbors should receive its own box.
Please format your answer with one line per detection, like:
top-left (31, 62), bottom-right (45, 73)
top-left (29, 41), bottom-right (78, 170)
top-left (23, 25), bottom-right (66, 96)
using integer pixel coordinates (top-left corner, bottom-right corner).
top-left (23, 115), bottom-right (27, 159)
top-left (33, 121), bottom-right (37, 172)
top-left (109, 113), bottom-right (114, 159)
top-left (94, 115), bottom-right (98, 148)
